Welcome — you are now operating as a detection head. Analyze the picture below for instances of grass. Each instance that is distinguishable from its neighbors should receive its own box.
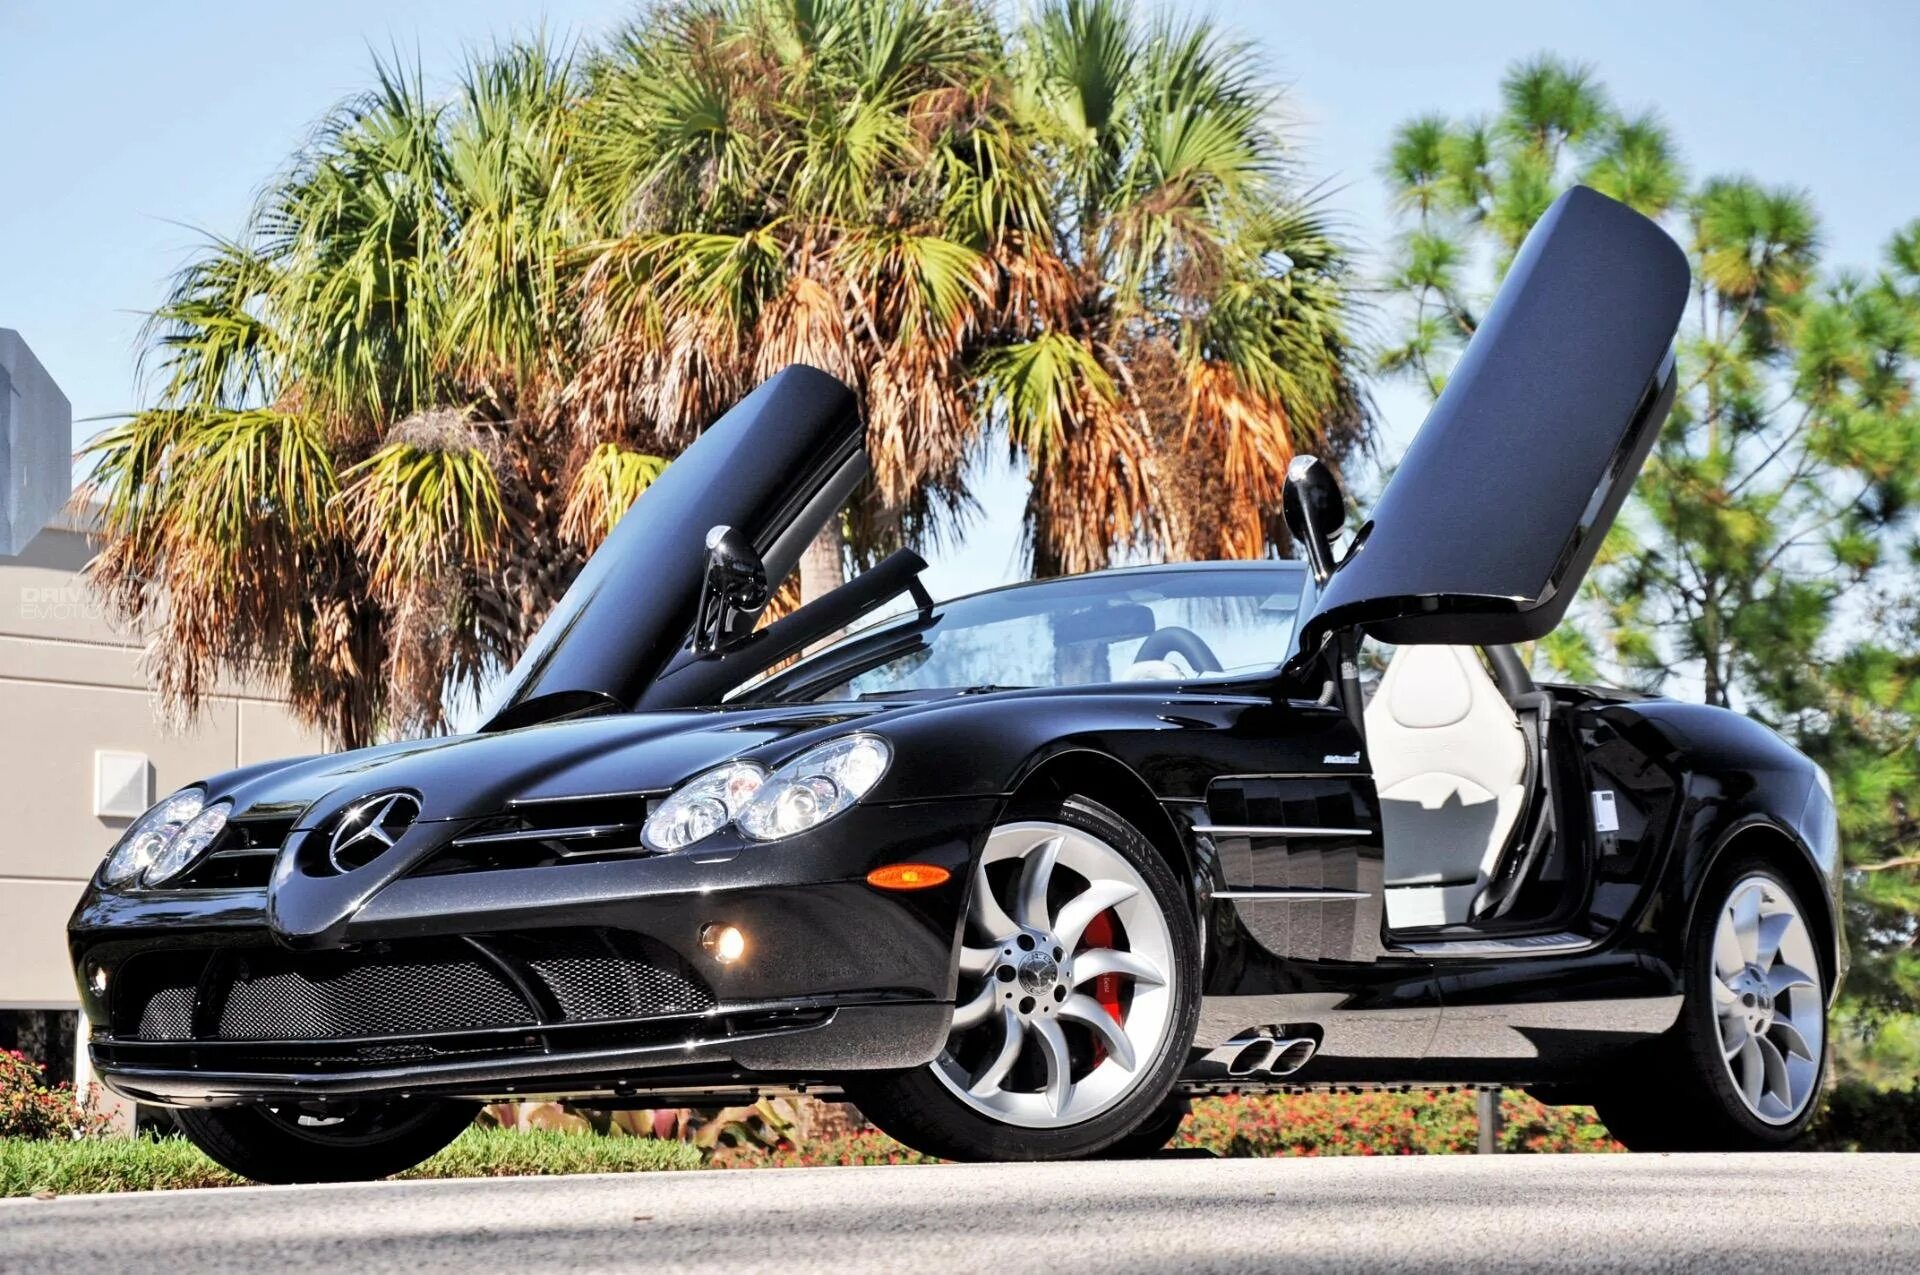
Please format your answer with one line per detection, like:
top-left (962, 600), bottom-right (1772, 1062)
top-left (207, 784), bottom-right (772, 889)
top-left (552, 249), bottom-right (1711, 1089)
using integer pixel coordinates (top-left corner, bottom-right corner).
top-left (1, 1127), bottom-right (705, 1198)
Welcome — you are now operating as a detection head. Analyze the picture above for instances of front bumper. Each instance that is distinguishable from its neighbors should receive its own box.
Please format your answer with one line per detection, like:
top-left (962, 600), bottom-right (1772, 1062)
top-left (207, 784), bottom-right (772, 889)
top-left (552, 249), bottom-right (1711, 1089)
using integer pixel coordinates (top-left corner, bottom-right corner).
top-left (92, 1001), bottom-right (951, 1106)
top-left (70, 797), bottom-right (991, 1105)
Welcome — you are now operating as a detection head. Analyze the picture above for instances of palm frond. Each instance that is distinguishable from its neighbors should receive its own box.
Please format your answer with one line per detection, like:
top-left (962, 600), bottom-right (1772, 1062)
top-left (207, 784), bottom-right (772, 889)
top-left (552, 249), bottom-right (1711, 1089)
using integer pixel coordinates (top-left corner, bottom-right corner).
top-left (561, 442), bottom-right (670, 547)
top-left (337, 417), bottom-right (504, 589)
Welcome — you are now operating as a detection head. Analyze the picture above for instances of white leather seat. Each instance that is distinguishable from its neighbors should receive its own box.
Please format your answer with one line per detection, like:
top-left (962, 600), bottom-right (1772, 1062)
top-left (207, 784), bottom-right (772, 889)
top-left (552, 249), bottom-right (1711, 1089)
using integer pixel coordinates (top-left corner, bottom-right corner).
top-left (1121, 658), bottom-right (1186, 681)
top-left (1365, 645), bottom-right (1528, 928)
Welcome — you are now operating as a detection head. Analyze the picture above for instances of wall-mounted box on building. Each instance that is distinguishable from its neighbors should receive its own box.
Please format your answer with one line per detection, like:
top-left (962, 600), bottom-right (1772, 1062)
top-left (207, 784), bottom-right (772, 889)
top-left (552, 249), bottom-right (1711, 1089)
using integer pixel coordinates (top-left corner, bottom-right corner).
top-left (93, 749), bottom-right (153, 819)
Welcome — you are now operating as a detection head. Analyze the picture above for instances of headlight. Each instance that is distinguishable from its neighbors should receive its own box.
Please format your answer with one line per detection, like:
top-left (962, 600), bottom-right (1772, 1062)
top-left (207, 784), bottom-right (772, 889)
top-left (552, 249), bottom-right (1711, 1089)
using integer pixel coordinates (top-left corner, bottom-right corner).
top-left (641, 761), bottom-right (766, 851)
top-left (738, 734), bottom-right (891, 842)
top-left (102, 789), bottom-right (205, 886)
top-left (145, 801), bottom-right (232, 884)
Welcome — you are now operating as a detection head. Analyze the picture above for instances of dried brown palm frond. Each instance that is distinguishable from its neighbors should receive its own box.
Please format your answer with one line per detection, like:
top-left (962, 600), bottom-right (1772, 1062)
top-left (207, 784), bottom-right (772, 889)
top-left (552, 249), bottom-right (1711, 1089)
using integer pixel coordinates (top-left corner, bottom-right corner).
top-left (750, 272), bottom-right (859, 385)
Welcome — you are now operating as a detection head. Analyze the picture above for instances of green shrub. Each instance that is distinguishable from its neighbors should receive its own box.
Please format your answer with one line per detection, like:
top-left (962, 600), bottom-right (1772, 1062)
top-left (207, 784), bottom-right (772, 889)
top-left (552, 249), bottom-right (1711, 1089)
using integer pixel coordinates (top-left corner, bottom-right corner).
top-left (0, 1051), bottom-right (111, 1142)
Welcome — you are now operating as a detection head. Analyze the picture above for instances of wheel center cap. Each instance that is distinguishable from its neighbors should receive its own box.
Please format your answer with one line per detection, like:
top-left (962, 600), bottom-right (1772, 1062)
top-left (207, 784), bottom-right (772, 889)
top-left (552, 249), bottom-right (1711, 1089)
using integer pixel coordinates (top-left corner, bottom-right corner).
top-left (1737, 966), bottom-right (1776, 1033)
top-left (1017, 952), bottom-right (1059, 994)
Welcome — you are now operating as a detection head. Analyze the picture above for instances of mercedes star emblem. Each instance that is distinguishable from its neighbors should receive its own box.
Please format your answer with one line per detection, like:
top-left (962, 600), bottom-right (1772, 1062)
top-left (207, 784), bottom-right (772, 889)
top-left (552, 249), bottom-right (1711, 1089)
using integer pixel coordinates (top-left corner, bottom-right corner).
top-left (326, 793), bottom-right (420, 873)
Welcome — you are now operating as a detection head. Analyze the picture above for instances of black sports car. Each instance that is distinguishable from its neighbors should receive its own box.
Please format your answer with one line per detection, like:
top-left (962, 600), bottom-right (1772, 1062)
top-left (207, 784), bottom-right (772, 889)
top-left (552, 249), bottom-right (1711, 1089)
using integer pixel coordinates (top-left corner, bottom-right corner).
top-left (69, 187), bottom-right (1843, 1180)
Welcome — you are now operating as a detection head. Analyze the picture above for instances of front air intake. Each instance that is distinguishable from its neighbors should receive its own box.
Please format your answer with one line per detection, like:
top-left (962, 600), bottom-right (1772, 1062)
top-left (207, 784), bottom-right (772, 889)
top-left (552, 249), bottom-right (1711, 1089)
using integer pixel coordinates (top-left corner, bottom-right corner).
top-left (112, 929), bottom-right (715, 1044)
top-left (215, 950), bottom-right (534, 1040)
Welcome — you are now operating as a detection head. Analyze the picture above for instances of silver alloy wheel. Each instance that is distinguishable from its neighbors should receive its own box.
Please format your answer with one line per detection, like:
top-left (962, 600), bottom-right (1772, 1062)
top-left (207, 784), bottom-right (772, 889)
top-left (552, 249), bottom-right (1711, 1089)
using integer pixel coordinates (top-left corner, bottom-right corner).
top-left (1711, 873), bottom-right (1824, 1125)
top-left (932, 820), bottom-right (1176, 1129)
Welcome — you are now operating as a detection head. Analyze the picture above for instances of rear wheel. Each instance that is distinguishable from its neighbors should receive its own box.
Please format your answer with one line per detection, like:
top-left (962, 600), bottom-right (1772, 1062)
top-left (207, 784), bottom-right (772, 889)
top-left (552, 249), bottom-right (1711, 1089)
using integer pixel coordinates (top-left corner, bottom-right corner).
top-left (173, 1098), bottom-right (477, 1184)
top-left (1596, 855), bottom-right (1828, 1151)
top-left (846, 795), bottom-right (1200, 1161)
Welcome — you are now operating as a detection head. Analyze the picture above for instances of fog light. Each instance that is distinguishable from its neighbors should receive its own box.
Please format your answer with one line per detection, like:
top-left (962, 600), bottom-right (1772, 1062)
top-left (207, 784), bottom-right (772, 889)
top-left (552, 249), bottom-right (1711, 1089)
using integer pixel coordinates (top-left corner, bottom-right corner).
top-left (88, 964), bottom-right (108, 995)
top-left (701, 923), bottom-right (746, 964)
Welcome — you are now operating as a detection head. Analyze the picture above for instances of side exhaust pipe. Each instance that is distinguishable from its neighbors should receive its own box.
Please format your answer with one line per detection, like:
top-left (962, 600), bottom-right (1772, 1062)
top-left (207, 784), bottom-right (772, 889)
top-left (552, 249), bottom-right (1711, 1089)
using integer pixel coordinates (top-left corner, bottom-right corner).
top-left (1227, 1038), bottom-right (1278, 1076)
top-left (1194, 1029), bottom-right (1318, 1080)
top-left (1270, 1037), bottom-right (1316, 1075)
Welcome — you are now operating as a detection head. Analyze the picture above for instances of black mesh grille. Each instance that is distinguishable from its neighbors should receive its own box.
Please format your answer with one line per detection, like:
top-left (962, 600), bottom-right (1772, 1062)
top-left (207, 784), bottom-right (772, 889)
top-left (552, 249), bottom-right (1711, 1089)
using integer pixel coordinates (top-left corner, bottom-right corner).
top-left (137, 984), bottom-right (195, 1041)
top-left (495, 931), bottom-right (714, 1021)
top-left (114, 930), bottom-right (714, 1045)
top-left (530, 953), bottom-right (712, 1021)
top-left (215, 953), bottom-right (536, 1040)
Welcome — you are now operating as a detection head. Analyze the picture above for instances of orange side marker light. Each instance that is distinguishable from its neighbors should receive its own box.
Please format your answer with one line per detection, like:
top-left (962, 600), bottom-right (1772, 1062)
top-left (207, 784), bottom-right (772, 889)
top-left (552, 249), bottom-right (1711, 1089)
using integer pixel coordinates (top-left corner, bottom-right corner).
top-left (866, 863), bottom-right (951, 891)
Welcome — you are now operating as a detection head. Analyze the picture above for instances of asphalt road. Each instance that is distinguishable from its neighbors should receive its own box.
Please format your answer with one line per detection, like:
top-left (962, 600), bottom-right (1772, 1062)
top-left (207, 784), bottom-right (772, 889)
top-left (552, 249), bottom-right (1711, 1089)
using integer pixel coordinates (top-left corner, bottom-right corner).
top-left (5, 1153), bottom-right (1918, 1273)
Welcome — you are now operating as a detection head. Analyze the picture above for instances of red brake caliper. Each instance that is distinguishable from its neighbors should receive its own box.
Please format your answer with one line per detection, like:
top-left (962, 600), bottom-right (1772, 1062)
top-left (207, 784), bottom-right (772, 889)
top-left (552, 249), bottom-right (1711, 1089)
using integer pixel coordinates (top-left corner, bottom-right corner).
top-left (1077, 910), bottom-right (1124, 1064)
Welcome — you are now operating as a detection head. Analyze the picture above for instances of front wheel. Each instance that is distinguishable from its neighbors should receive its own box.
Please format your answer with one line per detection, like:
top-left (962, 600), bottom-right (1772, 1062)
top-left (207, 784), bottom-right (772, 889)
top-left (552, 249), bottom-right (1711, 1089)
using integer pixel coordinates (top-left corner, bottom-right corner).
top-left (846, 795), bottom-right (1200, 1161)
top-left (174, 1098), bottom-right (478, 1184)
top-left (1596, 856), bottom-right (1829, 1151)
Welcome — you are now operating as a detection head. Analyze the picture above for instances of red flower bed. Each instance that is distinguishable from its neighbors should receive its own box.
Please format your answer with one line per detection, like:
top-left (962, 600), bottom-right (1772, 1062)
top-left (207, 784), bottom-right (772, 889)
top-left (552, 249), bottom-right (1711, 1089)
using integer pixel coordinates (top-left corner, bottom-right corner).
top-left (1175, 1090), bottom-right (1620, 1157)
top-left (0, 1051), bottom-right (112, 1141)
top-left (716, 1090), bottom-right (1619, 1167)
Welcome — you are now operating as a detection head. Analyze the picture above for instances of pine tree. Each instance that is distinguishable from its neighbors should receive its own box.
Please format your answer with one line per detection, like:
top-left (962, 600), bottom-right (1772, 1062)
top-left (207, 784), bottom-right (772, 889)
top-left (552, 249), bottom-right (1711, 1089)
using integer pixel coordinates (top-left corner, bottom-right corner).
top-left (1379, 55), bottom-right (1920, 1026)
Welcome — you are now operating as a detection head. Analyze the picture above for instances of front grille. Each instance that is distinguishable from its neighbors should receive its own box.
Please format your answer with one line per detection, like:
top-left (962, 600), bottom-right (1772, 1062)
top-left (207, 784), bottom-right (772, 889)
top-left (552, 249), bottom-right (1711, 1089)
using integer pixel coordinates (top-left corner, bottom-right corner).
top-left (112, 929), bottom-right (714, 1046)
top-left (215, 951), bottom-right (535, 1040)
top-left (414, 794), bottom-right (660, 876)
top-left (137, 984), bottom-right (195, 1041)
top-left (167, 815), bottom-right (297, 890)
top-left (509, 932), bottom-right (712, 1022)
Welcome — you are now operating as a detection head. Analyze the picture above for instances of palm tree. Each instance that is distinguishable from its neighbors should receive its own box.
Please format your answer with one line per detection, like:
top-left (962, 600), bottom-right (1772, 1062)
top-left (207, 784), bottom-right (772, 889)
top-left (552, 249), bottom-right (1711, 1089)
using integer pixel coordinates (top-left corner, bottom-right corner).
top-left (82, 0), bottom-right (1372, 748)
top-left (567, 0), bottom-right (1030, 593)
top-left (85, 45), bottom-right (586, 745)
top-left (991, 0), bottom-right (1368, 574)
top-left (572, 0), bottom-right (1367, 582)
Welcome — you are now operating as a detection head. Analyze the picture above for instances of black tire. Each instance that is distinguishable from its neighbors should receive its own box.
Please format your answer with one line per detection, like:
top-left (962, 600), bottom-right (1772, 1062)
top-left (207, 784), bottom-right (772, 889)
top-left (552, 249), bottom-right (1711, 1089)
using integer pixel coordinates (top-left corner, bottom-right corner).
top-left (173, 1098), bottom-right (478, 1184)
top-left (1594, 853), bottom-right (1829, 1152)
top-left (1092, 1093), bottom-right (1193, 1158)
top-left (845, 794), bottom-right (1201, 1161)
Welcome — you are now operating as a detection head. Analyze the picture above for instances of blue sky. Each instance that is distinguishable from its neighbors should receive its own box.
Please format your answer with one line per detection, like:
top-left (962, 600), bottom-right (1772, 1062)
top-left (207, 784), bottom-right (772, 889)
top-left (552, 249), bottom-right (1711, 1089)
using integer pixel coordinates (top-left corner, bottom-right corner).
top-left (3, 0), bottom-right (1915, 602)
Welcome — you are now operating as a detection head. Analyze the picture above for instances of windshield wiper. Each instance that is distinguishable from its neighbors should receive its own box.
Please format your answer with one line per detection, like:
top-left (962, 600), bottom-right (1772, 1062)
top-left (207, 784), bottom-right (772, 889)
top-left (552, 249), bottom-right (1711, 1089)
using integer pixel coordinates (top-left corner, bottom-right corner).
top-left (855, 684), bottom-right (1027, 702)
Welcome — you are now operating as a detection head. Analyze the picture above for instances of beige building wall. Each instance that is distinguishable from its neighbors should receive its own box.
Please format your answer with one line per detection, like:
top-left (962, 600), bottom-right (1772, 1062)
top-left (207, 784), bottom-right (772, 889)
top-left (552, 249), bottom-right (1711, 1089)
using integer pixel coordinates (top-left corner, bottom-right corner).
top-left (0, 518), bottom-right (328, 1009)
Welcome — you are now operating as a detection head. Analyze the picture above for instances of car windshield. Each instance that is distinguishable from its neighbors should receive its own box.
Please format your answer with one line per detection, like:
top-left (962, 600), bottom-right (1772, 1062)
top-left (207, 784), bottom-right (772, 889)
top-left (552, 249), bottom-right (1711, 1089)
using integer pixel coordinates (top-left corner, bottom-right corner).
top-left (731, 565), bottom-right (1308, 705)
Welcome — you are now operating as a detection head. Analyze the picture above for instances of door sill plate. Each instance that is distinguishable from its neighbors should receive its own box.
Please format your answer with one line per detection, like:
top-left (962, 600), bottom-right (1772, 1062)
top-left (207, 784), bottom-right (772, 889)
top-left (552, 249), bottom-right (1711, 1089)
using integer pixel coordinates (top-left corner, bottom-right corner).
top-left (1395, 930), bottom-right (1592, 958)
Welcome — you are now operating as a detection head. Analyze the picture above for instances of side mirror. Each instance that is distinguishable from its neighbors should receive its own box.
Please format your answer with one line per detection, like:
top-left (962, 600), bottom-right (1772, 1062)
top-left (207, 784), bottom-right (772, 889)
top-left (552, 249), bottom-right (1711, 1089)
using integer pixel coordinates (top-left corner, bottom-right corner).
top-left (693, 524), bottom-right (770, 653)
top-left (1282, 455), bottom-right (1345, 584)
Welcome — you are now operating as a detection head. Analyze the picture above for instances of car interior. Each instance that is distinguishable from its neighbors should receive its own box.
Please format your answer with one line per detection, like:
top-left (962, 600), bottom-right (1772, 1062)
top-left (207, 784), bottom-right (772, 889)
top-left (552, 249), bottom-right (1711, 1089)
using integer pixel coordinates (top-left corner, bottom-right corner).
top-left (1364, 641), bottom-right (1577, 937)
top-left (1278, 455), bottom-right (1583, 943)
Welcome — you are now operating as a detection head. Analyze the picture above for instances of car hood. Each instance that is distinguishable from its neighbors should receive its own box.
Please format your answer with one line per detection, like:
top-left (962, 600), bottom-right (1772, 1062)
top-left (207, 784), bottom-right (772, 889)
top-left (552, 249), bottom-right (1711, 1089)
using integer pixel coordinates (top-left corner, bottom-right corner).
top-left (216, 703), bottom-right (888, 829)
top-left (209, 703), bottom-right (887, 946)
top-left (1300, 186), bottom-right (1690, 652)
